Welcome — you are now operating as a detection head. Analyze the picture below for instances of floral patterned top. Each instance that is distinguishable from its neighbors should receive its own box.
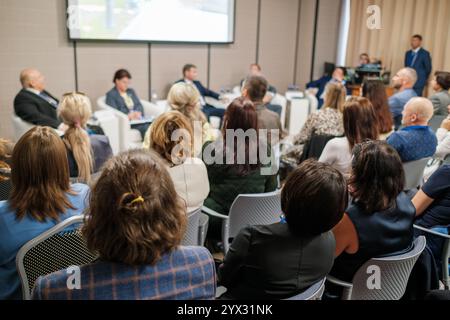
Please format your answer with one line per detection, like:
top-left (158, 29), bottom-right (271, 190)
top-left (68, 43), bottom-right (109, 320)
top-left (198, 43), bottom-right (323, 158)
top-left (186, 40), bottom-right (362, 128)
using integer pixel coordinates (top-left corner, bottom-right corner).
top-left (293, 107), bottom-right (344, 146)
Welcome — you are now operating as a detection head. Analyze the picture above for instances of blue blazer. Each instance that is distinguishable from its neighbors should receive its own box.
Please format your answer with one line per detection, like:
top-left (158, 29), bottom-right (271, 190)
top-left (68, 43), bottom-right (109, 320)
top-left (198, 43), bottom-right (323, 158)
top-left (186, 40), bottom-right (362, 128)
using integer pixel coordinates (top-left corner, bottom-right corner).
top-left (176, 79), bottom-right (220, 100)
top-left (405, 48), bottom-right (432, 90)
top-left (105, 87), bottom-right (144, 115)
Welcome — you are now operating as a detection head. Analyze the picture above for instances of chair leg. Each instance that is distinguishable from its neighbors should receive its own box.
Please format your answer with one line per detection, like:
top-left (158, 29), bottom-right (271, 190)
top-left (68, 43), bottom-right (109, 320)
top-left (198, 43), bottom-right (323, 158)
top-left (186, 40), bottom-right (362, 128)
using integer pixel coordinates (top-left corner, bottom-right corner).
top-left (341, 287), bottom-right (352, 300)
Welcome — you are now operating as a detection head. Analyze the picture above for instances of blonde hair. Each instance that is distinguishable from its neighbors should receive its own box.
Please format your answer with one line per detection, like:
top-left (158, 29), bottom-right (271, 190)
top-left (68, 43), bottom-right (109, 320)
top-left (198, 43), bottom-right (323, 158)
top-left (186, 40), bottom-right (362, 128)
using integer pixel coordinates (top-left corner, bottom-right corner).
top-left (323, 82), bottom-right (346, 112)
top-left (168, 83), bottom-right (207, 124)
top-left (149, 111), bottom-right (193, 165)
top-left (58, 93), bottom-right (93, 182)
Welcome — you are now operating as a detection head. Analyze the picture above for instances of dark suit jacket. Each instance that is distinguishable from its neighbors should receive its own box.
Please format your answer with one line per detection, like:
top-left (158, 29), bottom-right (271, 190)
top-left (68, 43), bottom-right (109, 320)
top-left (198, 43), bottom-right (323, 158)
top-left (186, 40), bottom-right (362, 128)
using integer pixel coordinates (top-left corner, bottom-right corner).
top-left (176, 79), bottom-right (220, 100)
top-left (405, 48), bottom-right (432, 90)
top-left (65, 134), bottom-right (113, 178)
top-left (306, 76), bottom-right (332, 108)
top-left (105, 87), bottom-right (144, 115)
top-left (14, 89), bottom-right (61, 128)
top-left (218, 223), bottom-right (335, 300)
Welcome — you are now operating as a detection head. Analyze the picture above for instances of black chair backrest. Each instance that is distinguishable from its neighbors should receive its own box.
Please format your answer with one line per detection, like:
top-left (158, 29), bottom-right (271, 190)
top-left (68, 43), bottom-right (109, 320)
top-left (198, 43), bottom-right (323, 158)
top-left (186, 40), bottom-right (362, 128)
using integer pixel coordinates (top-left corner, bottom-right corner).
top-left (0, 179), bottom-right (12, 201)
top-left (299, 133), bottom-right (338, 163)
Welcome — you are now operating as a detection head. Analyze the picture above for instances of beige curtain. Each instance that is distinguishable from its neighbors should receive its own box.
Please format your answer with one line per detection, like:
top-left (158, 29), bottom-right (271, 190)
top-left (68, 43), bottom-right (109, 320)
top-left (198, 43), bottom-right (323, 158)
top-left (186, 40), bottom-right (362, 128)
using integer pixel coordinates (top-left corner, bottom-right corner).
top-left (346, 0), bottom-right (450, 96)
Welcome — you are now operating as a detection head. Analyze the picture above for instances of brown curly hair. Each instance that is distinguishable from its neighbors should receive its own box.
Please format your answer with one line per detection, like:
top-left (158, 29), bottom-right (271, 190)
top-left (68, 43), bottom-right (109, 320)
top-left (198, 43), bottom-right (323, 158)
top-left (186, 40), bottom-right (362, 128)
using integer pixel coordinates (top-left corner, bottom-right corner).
top-left (83, 149), bottom-right (187, 266)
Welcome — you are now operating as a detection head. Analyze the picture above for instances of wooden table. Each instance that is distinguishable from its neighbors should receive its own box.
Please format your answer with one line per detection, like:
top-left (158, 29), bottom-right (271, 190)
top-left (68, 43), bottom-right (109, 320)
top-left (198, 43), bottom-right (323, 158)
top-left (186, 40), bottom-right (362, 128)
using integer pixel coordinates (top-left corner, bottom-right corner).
top-left (347, 84), bottom-right (395, 98)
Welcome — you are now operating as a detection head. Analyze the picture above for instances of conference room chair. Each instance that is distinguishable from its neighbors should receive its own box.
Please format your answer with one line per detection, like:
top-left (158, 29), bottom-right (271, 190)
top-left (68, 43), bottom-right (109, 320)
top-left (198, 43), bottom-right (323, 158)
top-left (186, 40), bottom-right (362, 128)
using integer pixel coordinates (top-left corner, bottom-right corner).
top-left (16, 215), bottom-right (99, 300)
top-left (97, 97), bottom-right (166, 152)
top-left (285, 278), bottom-right (327, 300)
top-left (216, 277), bottom-right (327, 301)
top-left (0, 178), bottom-right (12, 201)
top-left (182, 208), bottom-right (201, 247)
top-left (201, 190), bottom-right (282, 255)
top-left (430, 115), bottom-right (447, 132)
top-left (414, 225), bottom-right (450, 289)
top-left (403, 157), bottom-right (431, 190)
top-left (12, 115), bottom-right (34, 142)
top-left (326, 236), bottom-right (426, 300)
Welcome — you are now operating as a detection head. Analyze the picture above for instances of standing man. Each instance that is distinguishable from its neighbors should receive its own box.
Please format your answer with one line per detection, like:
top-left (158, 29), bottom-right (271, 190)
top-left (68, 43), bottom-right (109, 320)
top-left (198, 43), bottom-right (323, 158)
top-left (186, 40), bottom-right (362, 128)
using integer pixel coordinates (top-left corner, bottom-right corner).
top-left (177, 64), bottom-right (225, 121)
top-left (405, 34), bottom-right (432, 97)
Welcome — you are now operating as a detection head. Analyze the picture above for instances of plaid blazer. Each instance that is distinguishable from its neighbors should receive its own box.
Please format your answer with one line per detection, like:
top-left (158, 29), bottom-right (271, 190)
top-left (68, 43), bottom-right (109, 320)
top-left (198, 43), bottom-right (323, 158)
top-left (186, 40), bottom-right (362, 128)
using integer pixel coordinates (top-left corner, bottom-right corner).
top-left (31, 246), bottom-right (216, 300)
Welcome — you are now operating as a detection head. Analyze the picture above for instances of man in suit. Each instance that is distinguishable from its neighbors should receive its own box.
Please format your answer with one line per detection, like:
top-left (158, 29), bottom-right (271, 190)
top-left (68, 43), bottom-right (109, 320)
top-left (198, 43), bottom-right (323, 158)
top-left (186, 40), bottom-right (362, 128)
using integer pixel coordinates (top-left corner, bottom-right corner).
top-left (14, 68), bottom-right (65, 130)
top-left (177, 64), bottom-right (225, 121)
top-left (306, 67), bottom-right (347, 108)
top-left (405, 34), bottom-right (432, 97)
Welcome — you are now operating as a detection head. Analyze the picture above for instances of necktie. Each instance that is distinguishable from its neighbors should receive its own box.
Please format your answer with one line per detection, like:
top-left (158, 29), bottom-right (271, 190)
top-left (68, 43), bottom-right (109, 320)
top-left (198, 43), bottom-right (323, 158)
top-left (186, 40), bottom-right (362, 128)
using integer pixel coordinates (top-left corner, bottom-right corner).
top-left (39, 92), bottom-right (58, 108)
top-left (410, 51), bottom-right (418, 67)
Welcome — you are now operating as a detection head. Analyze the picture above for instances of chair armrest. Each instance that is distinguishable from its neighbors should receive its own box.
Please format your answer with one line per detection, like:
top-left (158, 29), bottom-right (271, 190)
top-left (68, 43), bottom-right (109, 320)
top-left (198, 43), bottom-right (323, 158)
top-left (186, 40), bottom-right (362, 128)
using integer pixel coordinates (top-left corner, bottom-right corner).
top-left (326, 275), bottom-right (353, 289)
top-left (413, 225), bottom-right (450, 239)
top-left (201, 206), bottom-right (229, 220)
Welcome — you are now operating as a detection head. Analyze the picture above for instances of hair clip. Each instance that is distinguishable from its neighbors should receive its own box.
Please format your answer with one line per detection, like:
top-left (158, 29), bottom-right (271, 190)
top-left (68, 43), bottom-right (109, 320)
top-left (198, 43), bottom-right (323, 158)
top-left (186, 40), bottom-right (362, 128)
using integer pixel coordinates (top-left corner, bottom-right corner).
top-left (130, 196), bottom-right (145, 205)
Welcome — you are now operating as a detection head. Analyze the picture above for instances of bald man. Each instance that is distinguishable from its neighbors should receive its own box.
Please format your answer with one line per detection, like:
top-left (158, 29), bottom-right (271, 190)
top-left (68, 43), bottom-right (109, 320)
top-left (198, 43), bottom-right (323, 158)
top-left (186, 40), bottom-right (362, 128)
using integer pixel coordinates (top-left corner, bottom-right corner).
top-left (14, 68), bottom-right (62, 129)
top-left (387, 97), bottom-right (437, 162)
top-left (389, 67), bottom-right (418, 130)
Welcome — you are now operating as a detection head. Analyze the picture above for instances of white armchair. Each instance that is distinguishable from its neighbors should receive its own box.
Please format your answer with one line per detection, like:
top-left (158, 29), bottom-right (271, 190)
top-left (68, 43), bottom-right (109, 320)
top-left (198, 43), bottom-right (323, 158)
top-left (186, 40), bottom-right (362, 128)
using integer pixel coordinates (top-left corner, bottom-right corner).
top-left (12, 115), bottom-right (34, 142)
top-left (97, 96), bottom-right (165, 151)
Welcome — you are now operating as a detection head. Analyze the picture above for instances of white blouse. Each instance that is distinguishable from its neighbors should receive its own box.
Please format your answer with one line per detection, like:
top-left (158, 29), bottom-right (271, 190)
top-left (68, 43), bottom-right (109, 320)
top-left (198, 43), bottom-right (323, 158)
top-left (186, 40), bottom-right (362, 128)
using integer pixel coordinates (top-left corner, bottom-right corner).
top-left (167, 157), bottom-right (210, 213)
top-left (319, 137), bottom-right (352, 175)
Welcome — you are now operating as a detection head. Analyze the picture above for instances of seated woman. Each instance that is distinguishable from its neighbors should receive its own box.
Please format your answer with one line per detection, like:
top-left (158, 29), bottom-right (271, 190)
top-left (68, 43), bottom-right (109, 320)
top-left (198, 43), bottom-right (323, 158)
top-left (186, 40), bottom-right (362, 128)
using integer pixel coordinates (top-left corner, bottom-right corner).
top-left (362, 79), bottom-right (394, 140)
top-left (32, 150), bottom-right (216, 300)
top-left (59, 92), bottom-right (113, 183)
top-left (144, 82), bottom-right (215, 154)
top-left (413, 164), bottom-right (450, 266)
top-left (0, 127), bottom-right (90, 300)
top-left (218, 159), bottom-right (347, 300)
top-left (429, 71), bottom-right (450, 116)
top-left (319, 97), bottom-right (379, 175)
top-left (282, 82), bottom-right (346, 164)
top-left (147, 111), bottom-right (209, 212)
top-left (106, 69), bottom-right (149, 139)
top-left (203, 97), bottom-right (278, 239)
top-left (330, 141), bottom-right (415, 285)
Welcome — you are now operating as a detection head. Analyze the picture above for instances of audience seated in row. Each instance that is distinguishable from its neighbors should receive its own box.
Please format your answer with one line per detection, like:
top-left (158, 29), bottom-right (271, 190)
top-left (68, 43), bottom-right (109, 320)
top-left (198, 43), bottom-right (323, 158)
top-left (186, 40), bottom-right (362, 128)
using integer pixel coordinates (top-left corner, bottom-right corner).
top-left (389, 67), bottom-right (418, 130)
top-left (146, 111), bottom-right (210, 212)
top-left (218, 160), bottom-right (347, 299)
top-left (362, 79), bottom-right (394, 140)
top-left (106, 69), bottom-right (150, 139)
top-left (59, 93), bottom-right (112, 182)
top-left (330, 141), bottom-right (415, 287)
top-left (429, 71), bottom-right (450, 116)
top-left (32, 150), bottom-right (216, 300)
top-left (387, 97), bottom-right (437, 162)
top-left (143, 82), bottom-right (215, 153)
top-left (319, 97), bottom-right (379, 175)
top-left (14, 69), bottom-right (65, 131)
top-left (283, 82), bottom-right (346, 164)
top-left (0, 127), bottom-right (89, 300)
top-left (203, 97), bottom-right (278, 240)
